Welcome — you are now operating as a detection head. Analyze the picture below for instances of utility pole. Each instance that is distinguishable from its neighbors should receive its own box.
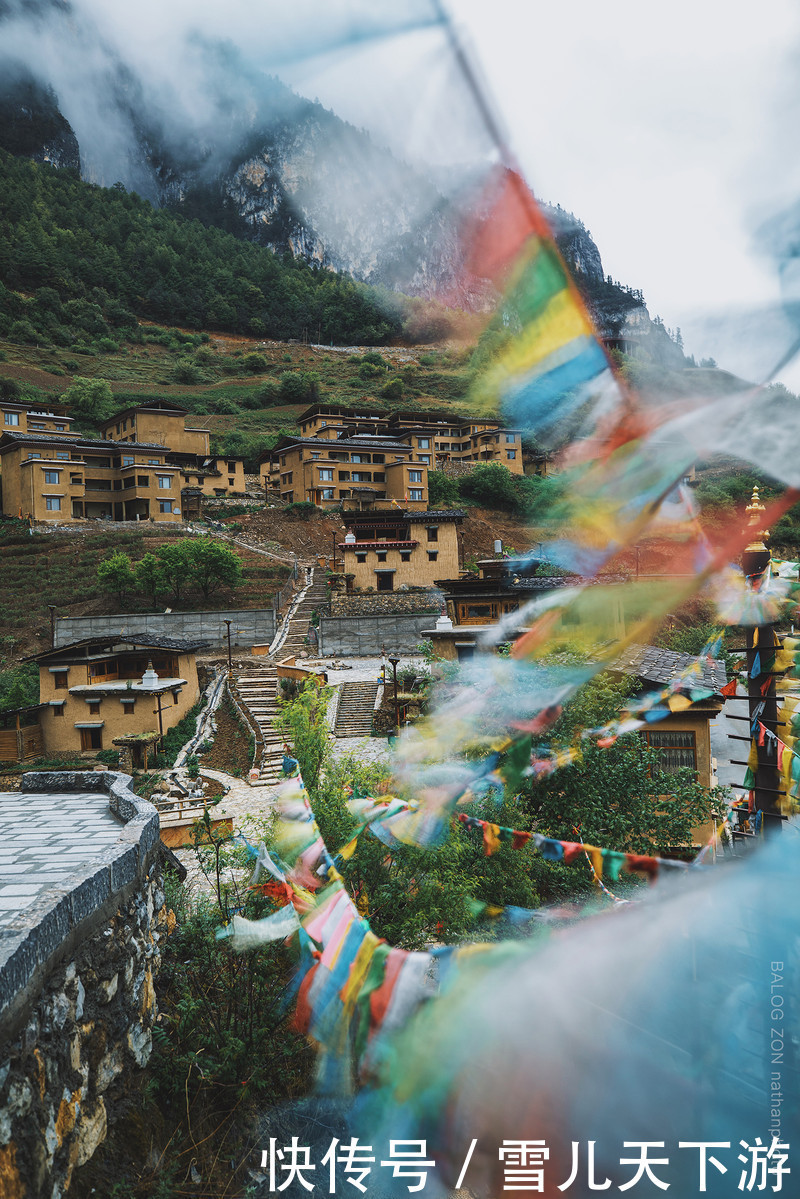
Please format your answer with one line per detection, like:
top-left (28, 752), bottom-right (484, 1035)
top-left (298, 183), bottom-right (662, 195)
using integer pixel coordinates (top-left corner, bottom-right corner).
top-left (48, 605), bottom-right (56, 649)
top-left (738, 488), bottom-right (784, 836)
top-left (388, 655), bottom-right (401, 731)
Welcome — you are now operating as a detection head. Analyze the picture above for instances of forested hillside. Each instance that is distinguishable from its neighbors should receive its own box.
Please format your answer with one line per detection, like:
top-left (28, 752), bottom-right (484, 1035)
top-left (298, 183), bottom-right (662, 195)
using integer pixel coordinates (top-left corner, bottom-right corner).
top-left (0, 152), bottom-right (419, 348)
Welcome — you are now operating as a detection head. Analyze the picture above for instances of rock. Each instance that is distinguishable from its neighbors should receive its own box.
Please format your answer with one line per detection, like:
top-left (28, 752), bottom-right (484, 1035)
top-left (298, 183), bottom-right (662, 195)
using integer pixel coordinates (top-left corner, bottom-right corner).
top-left (97, 973), bottom-right (119, 1005)
top-left (95, 1048), bottom-right (124, 1094)
top-left (75, 1097), bottom-right (107, 1167)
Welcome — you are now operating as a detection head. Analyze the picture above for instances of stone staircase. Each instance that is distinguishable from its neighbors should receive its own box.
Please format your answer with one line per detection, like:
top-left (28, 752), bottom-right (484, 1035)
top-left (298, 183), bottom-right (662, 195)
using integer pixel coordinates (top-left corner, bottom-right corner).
top-left (334, 680), bottom-right (379, 738)
top-left (233, 664), bottom-right (284, 787)
top-left (232, 566), bottom-right (328, 785)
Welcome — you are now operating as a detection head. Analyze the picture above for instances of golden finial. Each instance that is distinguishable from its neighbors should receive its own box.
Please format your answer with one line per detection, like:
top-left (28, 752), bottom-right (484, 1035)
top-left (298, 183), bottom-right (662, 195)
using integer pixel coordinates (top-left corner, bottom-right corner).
top-left (745, 485), bottom-right (769, 552)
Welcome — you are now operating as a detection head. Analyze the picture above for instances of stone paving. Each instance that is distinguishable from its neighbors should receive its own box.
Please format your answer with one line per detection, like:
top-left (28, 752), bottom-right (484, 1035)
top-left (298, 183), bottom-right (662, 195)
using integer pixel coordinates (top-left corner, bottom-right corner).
top-left (0, 791), bottom-right (124, 927)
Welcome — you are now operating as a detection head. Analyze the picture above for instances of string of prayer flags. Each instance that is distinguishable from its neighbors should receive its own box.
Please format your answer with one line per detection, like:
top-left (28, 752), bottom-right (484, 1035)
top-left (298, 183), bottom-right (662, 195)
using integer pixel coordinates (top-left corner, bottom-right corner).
top-left (454, 812), bottom-right (685, 884)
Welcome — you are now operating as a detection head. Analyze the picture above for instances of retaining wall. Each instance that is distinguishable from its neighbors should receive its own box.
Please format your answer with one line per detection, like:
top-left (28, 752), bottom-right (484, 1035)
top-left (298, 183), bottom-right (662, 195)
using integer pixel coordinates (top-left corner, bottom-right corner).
top-left (329, 589), bottom-right (442, 617)
top-left (0, 772), bottom-right (166, 1197)
top-left (54, 608), bottom-right (276, 650)
top-left (318, 614), bottom-right (436, 656)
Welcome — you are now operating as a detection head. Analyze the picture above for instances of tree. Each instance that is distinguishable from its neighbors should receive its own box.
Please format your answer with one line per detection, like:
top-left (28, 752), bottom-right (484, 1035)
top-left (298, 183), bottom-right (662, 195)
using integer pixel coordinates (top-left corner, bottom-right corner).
top-left (186, 538), bottom-right (243, 599)
top-left (0, 662), bottom-right (39, 713)
top-left (310, 754), bottom-right (540, 950)
top-left (427, 470), bottom-right (460, 507)
top-left (517, 673), bottom-right (721, 899)
top-left (275, 678), bottom-right (331, 791)
top-left (60, 376), bottom-right (116, 423)
top-left (97, 550), bottom-right (135, 605)
top-left (155, 541), bottom-right (193, 604)
top-left (458, 462), bottom-right (520, 511)
top-left (133, 552), bottom-right (166, 607)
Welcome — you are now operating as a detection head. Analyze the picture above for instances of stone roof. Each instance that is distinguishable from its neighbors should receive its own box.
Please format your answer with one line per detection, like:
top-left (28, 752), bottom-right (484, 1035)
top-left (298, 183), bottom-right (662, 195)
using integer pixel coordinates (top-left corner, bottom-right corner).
top-left (609, 643), bottom-right (726, 693)
top-left (29, 634), bottom-right (210, 662)
top-left (0, 432), bottom-right (169, 454)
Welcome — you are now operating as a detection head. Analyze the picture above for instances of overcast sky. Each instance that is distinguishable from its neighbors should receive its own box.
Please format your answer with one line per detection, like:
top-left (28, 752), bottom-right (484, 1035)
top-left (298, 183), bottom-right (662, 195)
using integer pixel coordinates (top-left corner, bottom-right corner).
top-left (448, 0), bottom-right (800, 380)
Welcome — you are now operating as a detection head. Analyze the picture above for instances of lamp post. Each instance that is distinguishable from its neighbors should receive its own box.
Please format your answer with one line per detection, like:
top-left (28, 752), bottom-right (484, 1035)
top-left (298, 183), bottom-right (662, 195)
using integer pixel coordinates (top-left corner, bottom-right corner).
top-left (388, 655), bottom-right (401, 731)
top-left (223, 619), bottom-right (232, 674)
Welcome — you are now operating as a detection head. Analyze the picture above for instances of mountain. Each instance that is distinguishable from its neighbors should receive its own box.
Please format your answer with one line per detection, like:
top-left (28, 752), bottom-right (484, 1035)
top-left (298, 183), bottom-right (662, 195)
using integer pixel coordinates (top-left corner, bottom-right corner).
top-left (0, 0), bottom-right (685, 362)
top-left (545, 204), bottom-right (686, 368)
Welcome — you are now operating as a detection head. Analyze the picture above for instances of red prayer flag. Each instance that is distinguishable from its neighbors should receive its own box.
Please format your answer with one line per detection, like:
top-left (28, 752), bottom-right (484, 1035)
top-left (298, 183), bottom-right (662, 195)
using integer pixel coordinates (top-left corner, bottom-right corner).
top-left (720, 678), bottom-right (738, 698)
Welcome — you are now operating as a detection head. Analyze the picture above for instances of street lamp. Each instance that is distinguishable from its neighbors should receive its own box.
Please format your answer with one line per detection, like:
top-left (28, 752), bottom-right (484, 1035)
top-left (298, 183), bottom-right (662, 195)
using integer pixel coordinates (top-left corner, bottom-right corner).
top-left (223, 619), bottom-right (232, 673)
top-left (388, 655), bottom-right (401, 732)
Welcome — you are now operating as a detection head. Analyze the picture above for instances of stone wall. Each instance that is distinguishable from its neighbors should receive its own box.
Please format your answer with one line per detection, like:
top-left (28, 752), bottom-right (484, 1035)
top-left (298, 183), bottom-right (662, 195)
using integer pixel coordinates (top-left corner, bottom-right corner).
top-left (329, 589), bottom-right (443, 618)
top-left (0, 772), bottom-right (165, 1198)
top-left (319, 613), bottom-right (437, 656)
top-left (54, 607), bottom-right (276, 651)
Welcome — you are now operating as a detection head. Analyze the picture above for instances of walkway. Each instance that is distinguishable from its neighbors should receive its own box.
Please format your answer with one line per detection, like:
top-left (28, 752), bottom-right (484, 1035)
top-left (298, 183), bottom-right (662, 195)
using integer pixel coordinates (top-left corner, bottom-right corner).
top-left (0, 790), bottom-right (123, 927)
top-left (232, 566), bottom-right (328, 784)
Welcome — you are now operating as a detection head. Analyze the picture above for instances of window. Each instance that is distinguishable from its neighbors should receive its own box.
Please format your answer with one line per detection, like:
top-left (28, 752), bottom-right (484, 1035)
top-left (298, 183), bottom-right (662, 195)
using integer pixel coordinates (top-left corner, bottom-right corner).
top-left (409, 488), bottom-right (423, 502)
top-left (418, 437), bottom-right (430, 449)
top-left (409, 470), bottom-right (423, 483)
top-left (318, 469), bottom-right (334, 481)
top-left (351, 454), bottom-right (370, 464)
top-left (137, 475), bottom-right (149, 487)
top-left (456, 645), bottom-right (475, 662)
top-left (373, 472), bottom-right (386, 483)
top-left (311, 453), bottom-right (320, 460)
top-left (377, 552), bottom-right (387, 562)
top-left (28, 453), bottom-right (41, 460)
top-left (70, 474), bottom-right (83, 485)
top-left (123, 476), bottom-right (135, 489)
top-left (356, 554), bottom-right (367, 563)
top-left (148, 458), bottom-right (160, 465)
top-left (352, 472), bottom-right (372, 483)
top-left (56, 451), bottom-right (69, 460)
top-left (338, 471), bottom-right (351, 481)
top-left (376, 571), bottom-right (394, 592)
top-left (53, 705), bottom-right (64, 717)
top-left (43, 470), bottom-right (61, 484)
top-left (427, 551), bottom-right (438, 561)
top-left (372, 454), bottom-right (385, 464)
top-left (4, 412), bottom-right (19, 426)
top-left (401, 552), bottom-right (411, 562)
top-left (122, 455), bottom-right (134, 467)
top-left (121, 698), bottom-right (135, 710)
top-left (507, 450), bottom-right (517, 460)
top-left (29, 421), bottom-right (45, 430)
top-left (505, 433), bottom-right (516, 444)
top-left (88, 701), bottom-right (101, 715)
top-left (45, 497), bottom-right (61, 511)
top-left (157, 475), bottom-right (171, 489)
top-left (427, 526), bottom-right (438, 541)
top-left (53, 672), bottom-right (68, 689)
top-left (227, 461), bottom-right (237, 471)
top-left (228, 478), bottom-right (235, 487)
top-left (320, 488), bottom-right (335, 501)
top-left (281, 456), bottom-right (287, 466)
top-left (642, 730), bottom-right (697, 774)
top-left (419, 455), bottom-right (430, 465)
top-left (159, 500), bottom-right (173, 513)
top-left (54, 424), bottom-right (66, 432)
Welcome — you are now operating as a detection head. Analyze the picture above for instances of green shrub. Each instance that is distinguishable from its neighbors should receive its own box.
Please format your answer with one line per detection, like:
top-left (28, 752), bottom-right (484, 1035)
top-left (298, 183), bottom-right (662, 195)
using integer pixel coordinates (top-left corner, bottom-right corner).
top-left (285, 500), bottom-right (320, 519)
